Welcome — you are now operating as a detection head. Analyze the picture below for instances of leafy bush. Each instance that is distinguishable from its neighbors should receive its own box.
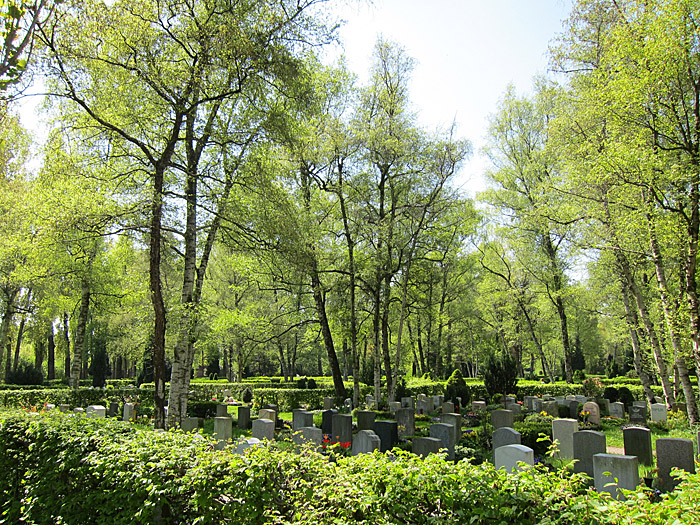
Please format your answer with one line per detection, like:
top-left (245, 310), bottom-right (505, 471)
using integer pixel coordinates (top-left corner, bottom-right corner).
top-left (483, 353), bottom-right (518, 404)
top-left (603, 386), bottom-right (619, 403)
top-left (187, 401), bottom-right (217, 419)
top-left (582, 377), bottom-right (603, 398)
top-left (618, 386), bottom-right (635, 407)
top-left (5, 363), bottom-right (43, 386)
top-left (573, 369), bottom-right (586, 383)
top-left (444, 369), bottom-right (470, 407)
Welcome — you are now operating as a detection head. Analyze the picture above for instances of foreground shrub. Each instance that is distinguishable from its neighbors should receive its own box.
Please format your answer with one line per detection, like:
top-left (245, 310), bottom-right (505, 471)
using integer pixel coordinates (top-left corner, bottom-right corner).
top-left (1, 410), bottom-right (700, 524)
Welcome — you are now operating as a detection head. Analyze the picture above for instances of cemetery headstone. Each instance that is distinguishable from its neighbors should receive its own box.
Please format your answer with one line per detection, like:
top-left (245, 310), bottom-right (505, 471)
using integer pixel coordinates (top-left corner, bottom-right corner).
top-left (430, 423), bottom-right (455, 460)
top-left (542, 401), bottom-right (559, 418)
top-left (471, 401), bottom-right (487, 412)
top-left (609, 402), bottom-right (625, 419)
top-left (573, 430), bottom-right (607, 478)
top-left (388, 401), bottom-right (401, 414)
top-left (181, 417), bottom-right (199, 433)
top-left (505, 401), bottom-right (522, 415)
top-left (214, 416), bottom-right (233, 450)
top-left (352, 430), bottom-right (381, 455)
top-left (656, 438), bottom-right (696, 492)
top-left (357, 410), bottom-right (376, 431)
top-left (442, 401), bottom-right (455, 414)
top-left (292, 410), bottom-right (314, 431)
top-left (401, 397), bottom-right (415, 409)
top-left (494, 444), bottom-right (534, 472)
top-left (323, 397), bottom-right (334, 410)
top-left (252, 418), bottom-right (275, 441)
top-left (650, 403), bottom-right (667, 423)
top-left (492, 427), bottom-right (521, 450)
top-left (331, 414), bottom-right (353, 444)
top-left (416, 399), bottom-right (430, 415)
top-left (321, 409), bottom-right (338, 437)
top-left (524, 396), bottom-right (537, 411)
top-left (108, 402), bottom-right (120, 417)
top-left (671, 402), bottom-right (687, 415)
top-left (433, 395), bottom-right (444, 408)
top-left (623, 426), bottom-right (653, 466)
top-left (86, 405), bottom-right (106, 418)
top-left (532, 398), bottom-right (544, 413)
top-left (123, 403), bottom-right (136, 422)
top-left (237, 405), bottom-right (251, 429)
top-left (593, 453), bottom-right (639, 500)
top-left (552, 418), bottom-right (578, 459)
top-left (582, 401), bottom-right (601, 426)
top-left (73, 408), bottom-right (84, 414)
top-left (491, 409), bottom-right (514, 430)
top-left (293, 426), bottom-right (323, 452)
top-left (234, 437), bottom-right (261, 455)
top-left (440, 412), bottom-right (461, 445)
top-left (258, 408), bottom-right (276, 422)
top-left (59, 404), bottom-right (70, 413)
top-left (628, 405), bottom-right (647, 425)
top-left (216, 404), bottom-right (229, 418)
top-left (373, 420), bottom-right (399, 452)
top-left (396, 408), bottom-right (415, 438)
top-left (413, 437), bottom-right (444, 458)
top-left (568, 400), bottom-right (580, 419)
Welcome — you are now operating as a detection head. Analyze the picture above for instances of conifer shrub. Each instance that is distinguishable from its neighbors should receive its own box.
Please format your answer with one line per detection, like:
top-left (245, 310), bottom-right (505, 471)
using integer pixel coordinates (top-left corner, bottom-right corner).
top-left (444, 369), bottom-right (470, 407)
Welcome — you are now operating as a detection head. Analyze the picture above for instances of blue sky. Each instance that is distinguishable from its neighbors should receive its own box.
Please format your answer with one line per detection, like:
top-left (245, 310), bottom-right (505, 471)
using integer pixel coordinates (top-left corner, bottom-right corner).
top-left (325, 0), bottom-right (573, 196)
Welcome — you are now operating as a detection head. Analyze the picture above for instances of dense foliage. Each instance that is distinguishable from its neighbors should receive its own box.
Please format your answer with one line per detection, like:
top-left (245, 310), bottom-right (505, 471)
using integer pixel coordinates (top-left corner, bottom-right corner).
top-left (1, 411), bottom-right (699, 524)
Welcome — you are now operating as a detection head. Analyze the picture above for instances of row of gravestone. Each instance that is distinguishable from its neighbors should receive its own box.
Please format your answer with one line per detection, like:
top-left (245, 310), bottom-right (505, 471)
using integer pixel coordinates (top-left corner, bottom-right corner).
top-left (491, 417), bottom-right (697, 499)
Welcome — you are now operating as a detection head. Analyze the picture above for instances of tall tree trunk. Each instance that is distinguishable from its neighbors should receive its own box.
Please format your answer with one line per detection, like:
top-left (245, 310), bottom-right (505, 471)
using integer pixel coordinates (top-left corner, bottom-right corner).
top-left (47, 319), bottom-right (55, 380)
top-left (70, 278), bottom-right (91, 390)
top-left (150, 163), bottom-right (168, 429)
top-left (63, 312), bottom-right (70, 380)
top-left (645, 191), bottom-right (698, 420)
top-left (0, 287), bottom-right (18, 380)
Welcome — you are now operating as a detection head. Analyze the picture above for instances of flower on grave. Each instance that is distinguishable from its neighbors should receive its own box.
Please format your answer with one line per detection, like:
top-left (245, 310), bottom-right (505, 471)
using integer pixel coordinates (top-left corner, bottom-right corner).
top-left (340, 442), bottom-right (351, 449)
top-left (419, 409), bottom-right (424, 415)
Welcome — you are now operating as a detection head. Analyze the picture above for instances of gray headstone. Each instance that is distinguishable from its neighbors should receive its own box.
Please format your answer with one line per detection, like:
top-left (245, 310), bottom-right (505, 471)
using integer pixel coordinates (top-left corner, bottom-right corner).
top-left (357, 410), bottom-right (376, 431)
top-left (628, 405), bottom-right (647, 425)
top-left (575, 395), bottom-right (587, 405)
top-left (258, 408), bottom-right (276, 422)
top-left (293, 426), bottom-right (323, 451)
top-left (440, 412), bottom-right (462, 445)
top-left (214, 416), bottom-right (233, 450)
top-left (505, 401), bottom-right (522, 415)
top-left (216, 404), bottom-right (229, 418)
top-left (396, 408), bottom-right (415, 438)
top-left (292, 409), bottom-right (314, 431)
top-left (609, 402), bottom-right (625, 419)
top-left (252, 418), bottom-right (275, 441)
top-left (542, 401), bottom-right (559, 418)
top-left (365, 395), bottom-right (376, 408)
top-left (552, 418), bottom-right (578, 459)
top-left (86, 405), bottom-right (106, 418)
top-left (573, 430), bottom-right (607, 477)
top-left (493, 427), bottom-right (521, 450)
top-left (59, 404), bottom-right (70, 413)
top-left (494, 444), bottom-right (534, 472)
top-left (524, 396), bottom-right (537, 411)
top-left (623, 426), bottom-right (653, 466)
top-left (388, 401), bottom-right (401, 414)
top-left (321, 409), bottom-right (337, 436)
top-left (108, 402), bottom-right (120, 417)
top-left (532, 398), bottom-right (544, 413)
top-left (442, 401), bottom-right (455, 414)
top-left (491, 409), bottom-right (514, 430)
top-left (416, 399), bottom-right (430, 415)
top-left (471, 401), bottom-right (487, 412)
top-left (593, 453), bottom-right (639, 500)
top-left (352, 430), bottom-right (381, 455)
top-left (73, 408), bottom-right (84, 414)
top-left (331, 414), bottom-right (353, 444)
top-left (413, 437), bottom-right (445, 458)
top-left (373, 420), bottom-right (399, 452)
top-left (237, 405), bottom-right (251, 429)
top-left (234, 437), bottom-right (261, 455)
top-left (401, 397), bottom-right (415, 409)
top-left (582, 402), bottom-right (600, 426)
top-left (430, 423), bottom-right (455, 460)
top-left (555, 396), bottom-right (566, 406)
top-left (650, 403), bottom-right (667, 423)
top-left (323, 397), bottom-right (334, 410)
top-left (568, 400), bottom-right (580, 419)
top-left (598, 398), bottom-right (610, 414)
top-left (123, 403), bottom-right (136, 422)
top-left (181, 417), bottom-right (200, 432)
top-left (671, 402), bottom-right (687, 415)
top-left (656, 438), bottom-right (696, 492)
top-left (433, 395), bottom-right (444, 408)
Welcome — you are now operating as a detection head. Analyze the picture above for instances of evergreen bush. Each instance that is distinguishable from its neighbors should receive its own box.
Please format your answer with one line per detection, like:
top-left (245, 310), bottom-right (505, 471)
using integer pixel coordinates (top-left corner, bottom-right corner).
top-left (443, 369), bottom-right (470, 407)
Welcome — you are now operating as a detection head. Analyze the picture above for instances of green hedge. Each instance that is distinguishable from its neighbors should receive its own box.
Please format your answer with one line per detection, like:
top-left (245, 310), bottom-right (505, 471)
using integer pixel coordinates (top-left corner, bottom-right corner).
top-left (1, 410), bottom-right (699, 524)
top-left (0, 388), bottom-right (152, 410)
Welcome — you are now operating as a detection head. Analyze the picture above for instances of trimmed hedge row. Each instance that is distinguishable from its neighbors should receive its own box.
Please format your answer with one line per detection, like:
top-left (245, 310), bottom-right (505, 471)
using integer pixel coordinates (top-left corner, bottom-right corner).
top-left (1, 410), bottom-right (699, 524)
top-left (0, 388), bottom-right (152, 410)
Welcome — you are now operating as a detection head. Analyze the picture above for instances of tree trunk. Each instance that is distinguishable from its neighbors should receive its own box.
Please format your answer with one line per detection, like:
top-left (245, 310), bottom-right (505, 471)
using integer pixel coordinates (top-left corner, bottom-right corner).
top-left (0, 287), bottom-right (18, 380)
top-left (70, 278), bottom-right (91, 390)
top-left (47, 319), bottom-right (55, 380)
top-left (645, 191), bottom-right (698, 421)
top-left (63, 312), bottom-right (70, 379)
